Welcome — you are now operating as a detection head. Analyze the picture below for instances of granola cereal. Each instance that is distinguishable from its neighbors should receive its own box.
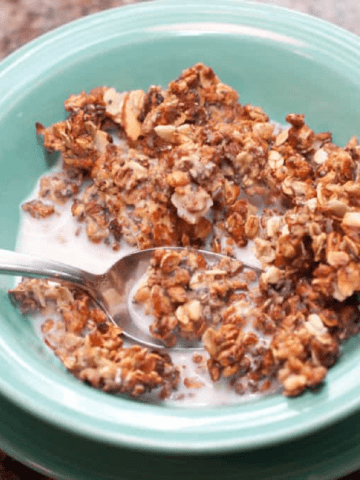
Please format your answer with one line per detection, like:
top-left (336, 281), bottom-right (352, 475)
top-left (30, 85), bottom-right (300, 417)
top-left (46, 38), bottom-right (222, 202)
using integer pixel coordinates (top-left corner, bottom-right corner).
top-left (9, 63), bottom-right (360, 403)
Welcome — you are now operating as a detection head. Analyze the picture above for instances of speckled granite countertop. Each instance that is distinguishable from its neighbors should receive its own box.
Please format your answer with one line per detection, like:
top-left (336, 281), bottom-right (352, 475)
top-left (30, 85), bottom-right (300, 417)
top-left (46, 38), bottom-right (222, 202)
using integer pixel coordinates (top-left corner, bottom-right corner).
top-left (1, 0), bottom-right (360, 479)
top-left (1, 0), bottom-right (360, 60)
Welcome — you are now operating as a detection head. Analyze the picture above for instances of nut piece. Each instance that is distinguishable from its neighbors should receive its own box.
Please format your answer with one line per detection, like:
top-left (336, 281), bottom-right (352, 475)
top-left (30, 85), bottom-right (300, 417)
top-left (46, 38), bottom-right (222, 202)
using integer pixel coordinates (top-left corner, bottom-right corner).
top-left (171, 184), bottom-right (213, 224)
top-left (104, 88), bottom-right (145, 141)
top-left (103, 87), bottom-right (126, 121)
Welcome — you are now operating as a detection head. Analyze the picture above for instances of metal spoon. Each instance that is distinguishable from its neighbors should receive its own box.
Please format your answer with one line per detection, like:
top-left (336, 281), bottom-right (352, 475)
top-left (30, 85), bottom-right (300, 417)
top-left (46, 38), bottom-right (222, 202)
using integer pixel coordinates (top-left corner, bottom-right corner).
top-left (0, 247), bottom-right (259, 349)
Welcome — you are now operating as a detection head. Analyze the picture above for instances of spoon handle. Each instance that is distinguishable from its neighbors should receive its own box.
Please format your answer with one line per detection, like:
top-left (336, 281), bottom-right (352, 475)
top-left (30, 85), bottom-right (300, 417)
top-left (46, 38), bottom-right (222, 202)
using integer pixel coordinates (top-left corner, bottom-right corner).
top-left (0, 248), bottom-right (88, 287)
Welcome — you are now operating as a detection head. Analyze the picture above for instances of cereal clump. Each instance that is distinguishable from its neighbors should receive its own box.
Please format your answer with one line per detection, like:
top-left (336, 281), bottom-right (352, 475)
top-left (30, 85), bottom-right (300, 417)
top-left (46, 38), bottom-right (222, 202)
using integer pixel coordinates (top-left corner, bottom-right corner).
top-left (9, 279), bottom-right (179, 398)
top-left (13, 63), bottom-right (360, 399)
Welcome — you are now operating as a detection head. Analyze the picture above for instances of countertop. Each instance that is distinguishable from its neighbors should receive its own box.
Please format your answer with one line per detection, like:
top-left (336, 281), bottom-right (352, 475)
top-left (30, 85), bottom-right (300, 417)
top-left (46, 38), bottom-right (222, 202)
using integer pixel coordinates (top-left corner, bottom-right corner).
top-left (1, 0), bottom-right (360, 479)
top-left (2, 0), bottom-right (360, 61)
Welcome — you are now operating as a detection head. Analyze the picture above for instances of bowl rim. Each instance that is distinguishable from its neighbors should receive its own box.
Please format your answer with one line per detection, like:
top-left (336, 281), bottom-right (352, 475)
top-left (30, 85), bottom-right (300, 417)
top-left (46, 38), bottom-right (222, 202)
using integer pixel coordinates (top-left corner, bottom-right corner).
top-left (2, 0), bottom-right (360, 454)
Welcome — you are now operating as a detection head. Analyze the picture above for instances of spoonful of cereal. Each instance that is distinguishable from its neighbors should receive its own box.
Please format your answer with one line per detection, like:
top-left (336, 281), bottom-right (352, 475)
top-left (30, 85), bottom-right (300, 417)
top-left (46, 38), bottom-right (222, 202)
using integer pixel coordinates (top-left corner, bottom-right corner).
top-left (1, 247), bottom-right (260, 349)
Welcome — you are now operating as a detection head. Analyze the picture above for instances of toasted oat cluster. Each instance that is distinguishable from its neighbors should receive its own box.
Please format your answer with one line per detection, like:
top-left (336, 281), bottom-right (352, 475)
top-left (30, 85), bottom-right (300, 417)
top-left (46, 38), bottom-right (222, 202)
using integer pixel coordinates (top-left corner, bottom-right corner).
top-left (10, 278), bottom-right (179, 398)
top-left (12, 62), bottom-right (360, 398)
top-left (134, 248), bottom-right (280, 394)
top-left (135, 248), bottom-right (358, 396)
top-left (134, 248), bottom-right (258, 347)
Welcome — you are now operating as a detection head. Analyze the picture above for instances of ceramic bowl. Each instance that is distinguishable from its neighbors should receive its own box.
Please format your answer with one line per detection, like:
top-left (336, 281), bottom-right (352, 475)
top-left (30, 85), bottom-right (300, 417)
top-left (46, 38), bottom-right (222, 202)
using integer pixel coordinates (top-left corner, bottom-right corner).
top-left (1, 1), bottom-right (360, 479)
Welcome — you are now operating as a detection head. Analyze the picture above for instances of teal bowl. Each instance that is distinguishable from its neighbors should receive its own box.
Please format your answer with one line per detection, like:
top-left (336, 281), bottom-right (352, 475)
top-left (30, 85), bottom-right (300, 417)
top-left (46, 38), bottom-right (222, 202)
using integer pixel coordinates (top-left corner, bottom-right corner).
top-left (1, 1), bottom-right (360, 478)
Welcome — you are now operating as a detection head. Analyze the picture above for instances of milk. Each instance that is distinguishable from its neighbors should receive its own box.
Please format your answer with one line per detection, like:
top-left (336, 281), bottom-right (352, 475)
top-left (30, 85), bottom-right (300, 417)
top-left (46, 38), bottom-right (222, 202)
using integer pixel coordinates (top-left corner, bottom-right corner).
top-left (15, 160), bottom-right (278, 406)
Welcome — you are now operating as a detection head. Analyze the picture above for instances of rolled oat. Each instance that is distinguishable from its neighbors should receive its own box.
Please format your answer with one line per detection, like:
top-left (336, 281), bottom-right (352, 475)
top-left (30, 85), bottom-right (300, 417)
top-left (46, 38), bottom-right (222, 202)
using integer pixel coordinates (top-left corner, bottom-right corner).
top-left (10, 63), bottom-right (360, 400)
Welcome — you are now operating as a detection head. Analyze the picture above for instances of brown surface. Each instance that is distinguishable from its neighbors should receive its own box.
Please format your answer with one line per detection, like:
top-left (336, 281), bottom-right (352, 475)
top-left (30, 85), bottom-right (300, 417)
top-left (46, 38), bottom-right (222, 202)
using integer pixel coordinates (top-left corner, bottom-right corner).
top-left (2, 0), bottom-right (360, 62)
top-left (0, 0), bottom-right (359, 479)
top-left (0, 0), bottom-right (143, 61)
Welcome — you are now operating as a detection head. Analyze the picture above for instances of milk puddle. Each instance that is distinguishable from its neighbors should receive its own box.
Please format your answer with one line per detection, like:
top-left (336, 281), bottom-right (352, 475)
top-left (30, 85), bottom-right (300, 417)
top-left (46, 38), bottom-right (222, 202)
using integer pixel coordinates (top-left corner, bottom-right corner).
top-left (14, 162), bottom-right (278, 406)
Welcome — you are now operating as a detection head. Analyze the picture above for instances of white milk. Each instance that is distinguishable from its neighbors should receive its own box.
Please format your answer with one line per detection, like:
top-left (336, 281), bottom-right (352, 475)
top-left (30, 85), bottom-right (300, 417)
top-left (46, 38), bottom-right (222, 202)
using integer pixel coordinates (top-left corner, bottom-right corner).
top-left (15, 161), bottom-right (278, 406)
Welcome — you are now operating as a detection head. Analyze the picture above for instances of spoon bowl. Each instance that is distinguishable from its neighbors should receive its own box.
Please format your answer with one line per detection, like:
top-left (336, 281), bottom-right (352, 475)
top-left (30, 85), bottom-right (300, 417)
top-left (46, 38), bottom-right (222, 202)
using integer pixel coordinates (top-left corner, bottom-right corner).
top-left (0, 247), bottom-right (260, 349)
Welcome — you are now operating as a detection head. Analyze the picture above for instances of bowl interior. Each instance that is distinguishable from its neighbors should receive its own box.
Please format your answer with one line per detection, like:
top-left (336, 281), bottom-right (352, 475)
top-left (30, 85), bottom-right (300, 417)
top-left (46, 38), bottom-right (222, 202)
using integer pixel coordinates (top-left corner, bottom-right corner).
top-left (1, 0), bottom-right (360, 454)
